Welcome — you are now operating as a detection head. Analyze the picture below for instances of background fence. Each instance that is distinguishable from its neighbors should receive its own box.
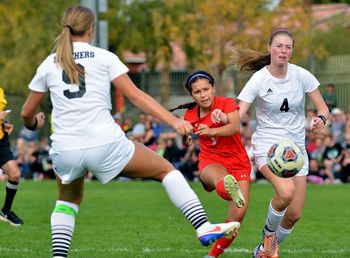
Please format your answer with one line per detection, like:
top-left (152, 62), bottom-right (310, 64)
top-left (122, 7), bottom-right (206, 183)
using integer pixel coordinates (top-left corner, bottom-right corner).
top-left (5, 54), bottom-right (350, 138)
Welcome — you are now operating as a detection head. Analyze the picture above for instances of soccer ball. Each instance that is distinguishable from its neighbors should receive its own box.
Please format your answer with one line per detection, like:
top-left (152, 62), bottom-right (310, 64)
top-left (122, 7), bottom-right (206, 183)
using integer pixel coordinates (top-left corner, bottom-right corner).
top-left (267, 140), bottom-right (304, 178)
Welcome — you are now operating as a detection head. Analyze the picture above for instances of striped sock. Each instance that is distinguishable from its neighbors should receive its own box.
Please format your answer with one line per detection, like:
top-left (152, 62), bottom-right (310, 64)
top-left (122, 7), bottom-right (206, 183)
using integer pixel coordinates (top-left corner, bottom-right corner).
top-left (51, 201), bottom-right (79, 258)
top-left (162, 170), bottom-right (208, 229)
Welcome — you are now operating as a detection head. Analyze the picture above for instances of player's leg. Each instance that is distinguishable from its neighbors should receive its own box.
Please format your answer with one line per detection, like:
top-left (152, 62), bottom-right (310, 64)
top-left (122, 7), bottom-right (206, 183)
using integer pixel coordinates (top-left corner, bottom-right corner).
top-left (253, 164), bottom-right (296, 258)
top-left (121, 142), bottom-right (240, 246)
top-left (200, 164), bottom-right (245, 207)
top-left (277, 175), bottom-right (307, 243)
top-left (49, 149), bottom-right (86, 258)
top-left (0, 156), bottom-right (23, 226)
top-left (208, 179), bottom-right (250, 257)
top-left (51, 176), bottom-right (84, 258)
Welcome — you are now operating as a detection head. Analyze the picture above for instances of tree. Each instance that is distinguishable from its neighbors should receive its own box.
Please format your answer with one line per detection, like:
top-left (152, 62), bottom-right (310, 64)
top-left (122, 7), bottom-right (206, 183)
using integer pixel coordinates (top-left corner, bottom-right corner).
top-left (166, 0), bottom-right (313, 90)
top-left (0, 0), bottom-right (75, 96)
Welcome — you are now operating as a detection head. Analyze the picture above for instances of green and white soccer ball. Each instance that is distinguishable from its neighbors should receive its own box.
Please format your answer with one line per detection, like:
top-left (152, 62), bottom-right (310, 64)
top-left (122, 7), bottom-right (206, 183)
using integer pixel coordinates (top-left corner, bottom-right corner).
top-left (267, 140), bottom-right (304, 178)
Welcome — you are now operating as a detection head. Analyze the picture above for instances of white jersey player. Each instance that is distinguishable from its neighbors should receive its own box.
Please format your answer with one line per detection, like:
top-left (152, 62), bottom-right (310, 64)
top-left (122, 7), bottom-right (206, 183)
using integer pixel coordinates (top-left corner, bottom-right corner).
top-left (232, 28), bottom-right (328, 258)
top-left (238, 63), bottom-right (320, 175)
top-left (21, 5), bottom-right (240, 258)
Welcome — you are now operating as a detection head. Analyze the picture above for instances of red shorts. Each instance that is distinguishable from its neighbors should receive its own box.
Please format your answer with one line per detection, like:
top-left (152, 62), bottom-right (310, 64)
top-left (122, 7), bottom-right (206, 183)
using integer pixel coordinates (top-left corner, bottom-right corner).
top-left (198, 154), bottom-right (251, 192)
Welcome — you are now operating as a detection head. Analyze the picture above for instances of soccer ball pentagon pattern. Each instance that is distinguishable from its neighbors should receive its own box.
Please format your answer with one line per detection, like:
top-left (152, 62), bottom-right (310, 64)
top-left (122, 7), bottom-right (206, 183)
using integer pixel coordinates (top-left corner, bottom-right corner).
top-left (267, 140), bottom-right (304, 178)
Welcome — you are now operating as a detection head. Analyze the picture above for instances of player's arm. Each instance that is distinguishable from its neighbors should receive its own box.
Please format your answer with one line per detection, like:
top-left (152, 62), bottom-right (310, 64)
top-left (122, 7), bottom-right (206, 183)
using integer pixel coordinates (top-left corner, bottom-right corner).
top-left (307, 88), bottom-right (329, 133)
top-left (196, 110), bottom-right (240, 137)
top-left (21, 91), bottom-right (46, 130)
top-left (4, 122), bottom-right (13, 135)
top-left (238, 100), bottom-right (251, 119)
top-left (112, 73), bottom-right (192, 135)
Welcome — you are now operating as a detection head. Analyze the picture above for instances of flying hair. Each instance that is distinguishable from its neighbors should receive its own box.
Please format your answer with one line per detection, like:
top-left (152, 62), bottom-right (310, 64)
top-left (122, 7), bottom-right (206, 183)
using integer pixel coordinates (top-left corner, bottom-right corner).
top-left (231, 27), bottom-right (294, 72)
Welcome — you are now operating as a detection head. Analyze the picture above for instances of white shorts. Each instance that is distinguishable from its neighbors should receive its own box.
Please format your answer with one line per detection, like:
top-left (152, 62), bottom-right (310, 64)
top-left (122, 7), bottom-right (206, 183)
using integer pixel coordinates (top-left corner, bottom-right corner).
top-left (253, 151), bottom-right (309, 177)
top-left (49, 138), bottom-right (135, 184)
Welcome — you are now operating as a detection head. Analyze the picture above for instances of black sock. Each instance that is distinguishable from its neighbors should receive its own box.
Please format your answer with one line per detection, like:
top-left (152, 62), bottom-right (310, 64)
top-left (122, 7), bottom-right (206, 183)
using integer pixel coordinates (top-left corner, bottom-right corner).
top-left (2, 180), bottom-right (19, 212)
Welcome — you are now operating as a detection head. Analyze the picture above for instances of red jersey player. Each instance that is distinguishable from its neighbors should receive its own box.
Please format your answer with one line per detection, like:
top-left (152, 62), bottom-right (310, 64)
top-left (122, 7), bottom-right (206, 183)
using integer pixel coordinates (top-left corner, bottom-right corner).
top-left (173, 71), bottom-right (251, 258)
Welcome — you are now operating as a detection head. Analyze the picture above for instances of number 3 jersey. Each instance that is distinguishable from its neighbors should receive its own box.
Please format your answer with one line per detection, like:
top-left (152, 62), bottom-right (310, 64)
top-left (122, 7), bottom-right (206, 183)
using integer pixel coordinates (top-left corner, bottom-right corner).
top-left (184, 96), bottom-right (251, 173)
top-left (28, 42), bottom-right (128, 151)
top-left (237, 63), bottom-right (319, 155)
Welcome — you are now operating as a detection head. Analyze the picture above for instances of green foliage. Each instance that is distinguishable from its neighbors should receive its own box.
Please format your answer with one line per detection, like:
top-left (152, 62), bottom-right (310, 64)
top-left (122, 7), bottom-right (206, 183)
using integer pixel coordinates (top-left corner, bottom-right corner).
top-left (312, 24), bottom-right (350, 58)
top-left (0, 0), bottom-right (77, 95)
top-left (0, 181), bottom-right (349, 257)
top-left (312, 0), bottom-right (350, 3)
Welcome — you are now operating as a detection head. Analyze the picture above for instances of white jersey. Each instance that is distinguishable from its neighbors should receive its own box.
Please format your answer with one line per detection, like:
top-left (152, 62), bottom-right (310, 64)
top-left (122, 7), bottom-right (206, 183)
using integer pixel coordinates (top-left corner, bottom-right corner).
top-left (28, 42), bottom-right (128, 151)
top-left (238, 63), bottom-right (319, 157)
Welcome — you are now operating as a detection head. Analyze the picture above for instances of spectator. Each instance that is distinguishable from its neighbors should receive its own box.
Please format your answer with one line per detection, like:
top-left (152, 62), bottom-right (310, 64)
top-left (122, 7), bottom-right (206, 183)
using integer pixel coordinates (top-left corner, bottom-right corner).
top-left (322, 83), bottom-right (338, 112)
top-left (143, 119), bottom-right (157, 151)
top-left (307, 158), bottom-right (325, 184)
top-left (328, 107), bottom-right (346, 144)
top-left (129, 113), bottom-right (146, 142)
top-left (176, 138), bottom-right (200, 181)
top-left (322, 134), bottom-right (344, 184)
top-left (340, 136), bottom-right (350, 183)
top-left (121, 117), bottom-right (133, 137)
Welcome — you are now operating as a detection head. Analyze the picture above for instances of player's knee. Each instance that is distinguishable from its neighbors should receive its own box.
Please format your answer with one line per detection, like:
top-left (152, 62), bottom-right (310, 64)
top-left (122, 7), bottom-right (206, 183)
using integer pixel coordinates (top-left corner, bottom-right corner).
top-left (287, 210), bottom-right (302, 225)
top-left (277, 187), bottom-right (295, 206)
top-left (8, 168), bottom-right (21, 183)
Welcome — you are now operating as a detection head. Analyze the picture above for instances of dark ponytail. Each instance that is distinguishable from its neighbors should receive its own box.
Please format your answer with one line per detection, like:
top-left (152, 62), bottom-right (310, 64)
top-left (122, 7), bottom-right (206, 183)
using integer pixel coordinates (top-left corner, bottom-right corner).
top-left (169, 102), bottom-right (197, 112)
top-left (170, 70), bottom-right (214, 112)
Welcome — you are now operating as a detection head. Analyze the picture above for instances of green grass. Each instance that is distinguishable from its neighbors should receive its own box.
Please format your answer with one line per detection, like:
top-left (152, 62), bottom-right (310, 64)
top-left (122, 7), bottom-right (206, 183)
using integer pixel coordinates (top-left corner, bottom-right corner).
top-left (0, 180), bottom-right (349, 258)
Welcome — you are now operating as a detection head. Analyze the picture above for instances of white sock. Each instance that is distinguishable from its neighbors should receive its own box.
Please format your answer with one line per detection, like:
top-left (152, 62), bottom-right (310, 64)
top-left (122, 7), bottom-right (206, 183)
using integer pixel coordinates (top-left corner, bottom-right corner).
top-left (162, 170), bottom-right (208, 229)
top-left (51, 201), bottom-right (79, 258)
top-left (276, 225), bottom-right (293, 243)
top-left (264, 200), bottom-right (286, 234)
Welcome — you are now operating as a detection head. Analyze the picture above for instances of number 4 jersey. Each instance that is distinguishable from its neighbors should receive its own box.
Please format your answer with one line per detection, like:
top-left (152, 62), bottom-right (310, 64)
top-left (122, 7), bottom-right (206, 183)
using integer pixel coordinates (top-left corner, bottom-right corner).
top-left (237, 63), bottom-right (319, 155)
top-left (28, 42), bottom-right (128, 151)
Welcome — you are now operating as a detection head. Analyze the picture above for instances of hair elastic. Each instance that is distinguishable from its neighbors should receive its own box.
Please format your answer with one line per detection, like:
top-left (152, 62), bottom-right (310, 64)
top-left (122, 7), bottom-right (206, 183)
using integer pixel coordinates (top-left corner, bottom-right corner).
top-left (188, 73), bottom-right (213, 85)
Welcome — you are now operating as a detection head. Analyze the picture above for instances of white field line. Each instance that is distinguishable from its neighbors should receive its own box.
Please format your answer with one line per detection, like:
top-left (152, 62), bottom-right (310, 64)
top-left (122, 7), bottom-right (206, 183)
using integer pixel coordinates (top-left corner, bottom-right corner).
top-left (1, 246), bottom-right (349, 255)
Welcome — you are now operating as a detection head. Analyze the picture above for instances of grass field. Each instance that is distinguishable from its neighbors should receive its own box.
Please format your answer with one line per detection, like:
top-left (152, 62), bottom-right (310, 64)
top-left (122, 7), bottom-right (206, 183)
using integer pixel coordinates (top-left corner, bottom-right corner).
top-left (0, 180), bottom-right (349, 258)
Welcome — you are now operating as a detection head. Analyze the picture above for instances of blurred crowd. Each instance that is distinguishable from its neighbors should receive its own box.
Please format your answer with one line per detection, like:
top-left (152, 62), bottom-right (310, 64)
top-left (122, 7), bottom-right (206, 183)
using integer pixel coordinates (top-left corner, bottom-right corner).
top-left (1, 83), bottom-right (349, 184)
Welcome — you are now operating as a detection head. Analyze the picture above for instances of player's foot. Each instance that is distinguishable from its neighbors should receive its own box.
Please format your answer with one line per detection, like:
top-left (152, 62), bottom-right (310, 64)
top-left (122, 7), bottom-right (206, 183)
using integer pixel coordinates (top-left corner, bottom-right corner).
top-left (252, 243), bottom-right (267, 258)
top-left (203, 256), bottom-right (216, 258)
top-left (197, 221), bottom-right (240, 246)
top-left (263, 232), bottom-right (279, 257)
top-left (224, 175), bottom-right (245, 208)
top-left (0, 210), bottom-right (23, 226)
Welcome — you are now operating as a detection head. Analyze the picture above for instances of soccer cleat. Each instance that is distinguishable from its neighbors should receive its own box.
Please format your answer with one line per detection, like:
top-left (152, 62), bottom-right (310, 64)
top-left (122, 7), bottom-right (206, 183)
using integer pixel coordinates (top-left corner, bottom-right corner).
top-left (252, 244), bottom-right (267, 258)
top-left (224, 175), bottom-right (245, 208)
top-left (0, 210), bottom-right (23, 226)
top-left (197, 221), bottom-right (240, 246)
top-left (203, 256), bottom-right (216, 258)
top-left (263, 232), bottom-right (279, 258)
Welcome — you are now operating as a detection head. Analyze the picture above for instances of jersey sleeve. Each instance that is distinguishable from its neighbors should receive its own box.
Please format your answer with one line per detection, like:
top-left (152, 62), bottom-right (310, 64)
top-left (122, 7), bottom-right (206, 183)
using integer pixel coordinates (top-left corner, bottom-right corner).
top-left (222, 98), bottom-right (239, 113)
top-left (237, 75), bottom-right (258, 103)
top-left (302, 68), bottom-right (320, 93)
top-left (108, 53), bottom-right (129, 81)
top-left (28, 56), bottom-right (51, 92)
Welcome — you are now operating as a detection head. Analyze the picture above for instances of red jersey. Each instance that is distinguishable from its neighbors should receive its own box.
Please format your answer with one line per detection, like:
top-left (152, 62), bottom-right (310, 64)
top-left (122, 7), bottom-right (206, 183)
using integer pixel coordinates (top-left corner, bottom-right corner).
top-left (184, 96), bottom-right (251, 177)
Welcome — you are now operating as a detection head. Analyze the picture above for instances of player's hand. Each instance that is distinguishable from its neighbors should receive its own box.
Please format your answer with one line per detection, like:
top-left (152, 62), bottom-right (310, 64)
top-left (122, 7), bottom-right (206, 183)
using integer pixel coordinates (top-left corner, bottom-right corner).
top-left (172, 119), bottom-right (193, 135)
top-left (182, 135), bottom-right (193, 146)
top-left (195, 124), bottom-right (214, 136)
top-left (211, 109), bottom-right (228, 124)
top-left (36, 112), bottom-right (45, 129)
top-left (310, 116), bottom-right (325, 133)
top-left (0, 111), bottom-right (8, 120)
top-left (4, 123), bottom-right (13, 135)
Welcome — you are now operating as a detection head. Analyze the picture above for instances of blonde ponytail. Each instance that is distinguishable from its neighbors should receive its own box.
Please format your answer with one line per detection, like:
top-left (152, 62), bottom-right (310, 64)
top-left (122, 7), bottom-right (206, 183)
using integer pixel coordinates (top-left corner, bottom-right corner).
top-left (52, 5), bottom-right (95, 84)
